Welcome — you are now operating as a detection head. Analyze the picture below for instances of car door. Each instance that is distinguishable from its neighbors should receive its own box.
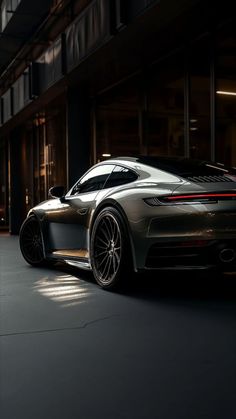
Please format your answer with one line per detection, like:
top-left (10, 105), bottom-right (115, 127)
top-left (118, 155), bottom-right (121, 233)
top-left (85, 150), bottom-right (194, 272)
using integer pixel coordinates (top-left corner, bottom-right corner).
top-left (46, 164), bottom-right (115, 256)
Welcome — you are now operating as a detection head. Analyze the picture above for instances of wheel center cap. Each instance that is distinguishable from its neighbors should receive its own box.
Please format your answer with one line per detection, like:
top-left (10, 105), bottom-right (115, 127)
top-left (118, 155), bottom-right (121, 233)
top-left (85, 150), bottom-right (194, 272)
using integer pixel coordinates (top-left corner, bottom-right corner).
top-left (33, 235), bottom-right (39, 245)
top-left (108, 241), bottom-right (115, 255)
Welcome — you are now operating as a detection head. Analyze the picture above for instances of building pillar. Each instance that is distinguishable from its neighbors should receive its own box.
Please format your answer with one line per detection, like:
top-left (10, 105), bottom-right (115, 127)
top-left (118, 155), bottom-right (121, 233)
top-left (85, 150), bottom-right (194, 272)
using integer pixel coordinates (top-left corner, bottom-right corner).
top-left (8, 127), bottom-right (25, 234)
top-left (66, 87), bottom-right (90, 189)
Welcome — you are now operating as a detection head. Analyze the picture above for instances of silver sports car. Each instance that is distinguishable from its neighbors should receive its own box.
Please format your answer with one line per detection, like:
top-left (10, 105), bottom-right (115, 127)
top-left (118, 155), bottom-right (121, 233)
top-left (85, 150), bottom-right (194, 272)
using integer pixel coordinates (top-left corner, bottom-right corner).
top-left (19, 156), bottom-right (236, 289)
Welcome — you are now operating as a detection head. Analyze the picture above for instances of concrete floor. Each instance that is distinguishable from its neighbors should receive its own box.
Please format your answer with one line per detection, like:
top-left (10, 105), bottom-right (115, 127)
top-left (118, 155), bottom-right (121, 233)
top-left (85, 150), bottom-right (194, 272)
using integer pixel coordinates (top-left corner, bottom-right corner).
top-left (1, 234), bottom-right (236, 419)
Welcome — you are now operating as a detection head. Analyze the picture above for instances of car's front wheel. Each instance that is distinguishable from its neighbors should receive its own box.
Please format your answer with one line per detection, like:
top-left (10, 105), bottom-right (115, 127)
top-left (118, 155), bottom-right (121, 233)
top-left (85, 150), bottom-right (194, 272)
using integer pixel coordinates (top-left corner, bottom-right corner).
top-left (19, 215), bottom-right (46, 266)
top-left (90, 207), bottom-right (130, 289)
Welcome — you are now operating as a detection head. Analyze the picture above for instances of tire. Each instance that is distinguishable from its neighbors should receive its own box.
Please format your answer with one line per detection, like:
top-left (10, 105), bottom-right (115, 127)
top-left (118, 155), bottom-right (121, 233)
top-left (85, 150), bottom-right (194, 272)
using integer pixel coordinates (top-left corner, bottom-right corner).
top-left (90, 207), bottom-right (131, 289)
top-left (19, 215), bottom-right (46, 266)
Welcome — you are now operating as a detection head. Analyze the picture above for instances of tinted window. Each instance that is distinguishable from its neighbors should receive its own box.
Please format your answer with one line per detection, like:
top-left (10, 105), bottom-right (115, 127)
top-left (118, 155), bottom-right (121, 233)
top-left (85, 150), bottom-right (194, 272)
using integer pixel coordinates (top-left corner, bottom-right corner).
top-left (104, 165), bottom-right (138, 188)
top-left (71, 164), bottom-right (115, 194)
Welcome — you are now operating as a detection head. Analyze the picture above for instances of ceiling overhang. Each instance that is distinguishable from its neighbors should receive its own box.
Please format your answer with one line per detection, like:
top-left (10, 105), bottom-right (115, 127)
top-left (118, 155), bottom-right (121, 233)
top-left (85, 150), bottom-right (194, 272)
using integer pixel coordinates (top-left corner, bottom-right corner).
top-left (0, 0), bottom-right (52, 75)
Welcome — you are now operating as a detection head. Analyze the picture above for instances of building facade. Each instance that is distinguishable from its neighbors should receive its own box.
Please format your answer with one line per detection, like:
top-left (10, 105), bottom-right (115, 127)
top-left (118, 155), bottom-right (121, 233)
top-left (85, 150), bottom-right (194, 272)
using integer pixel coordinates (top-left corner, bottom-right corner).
top-left (1, 0), bottom-right (236, 233)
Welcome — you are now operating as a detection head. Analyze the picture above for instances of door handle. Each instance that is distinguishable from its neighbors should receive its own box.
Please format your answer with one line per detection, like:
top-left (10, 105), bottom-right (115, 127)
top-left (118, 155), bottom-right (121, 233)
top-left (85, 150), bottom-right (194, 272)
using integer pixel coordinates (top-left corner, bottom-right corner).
top-left (77, 208), bottom-right (88, 215)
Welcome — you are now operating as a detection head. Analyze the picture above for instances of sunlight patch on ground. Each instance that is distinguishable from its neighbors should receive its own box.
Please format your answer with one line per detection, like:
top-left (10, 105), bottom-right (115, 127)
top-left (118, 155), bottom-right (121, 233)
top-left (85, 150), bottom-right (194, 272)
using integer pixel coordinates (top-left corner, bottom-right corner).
top-left (33, 274), bottom-right (92, 307)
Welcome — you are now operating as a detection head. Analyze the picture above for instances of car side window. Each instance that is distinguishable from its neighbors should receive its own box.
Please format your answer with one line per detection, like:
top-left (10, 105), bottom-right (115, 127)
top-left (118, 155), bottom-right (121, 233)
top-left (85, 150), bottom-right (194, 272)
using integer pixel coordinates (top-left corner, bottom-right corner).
top-left (71, 164), bottom-right (115, 195)
top-left (104, 165), bottom-right (138, 189)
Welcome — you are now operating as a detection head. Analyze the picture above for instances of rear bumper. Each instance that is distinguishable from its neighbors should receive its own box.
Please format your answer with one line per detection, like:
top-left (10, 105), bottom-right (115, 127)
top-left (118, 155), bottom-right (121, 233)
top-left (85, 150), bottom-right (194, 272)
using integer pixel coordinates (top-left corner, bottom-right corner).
top-left (145, 239), bottom-right (236, 271)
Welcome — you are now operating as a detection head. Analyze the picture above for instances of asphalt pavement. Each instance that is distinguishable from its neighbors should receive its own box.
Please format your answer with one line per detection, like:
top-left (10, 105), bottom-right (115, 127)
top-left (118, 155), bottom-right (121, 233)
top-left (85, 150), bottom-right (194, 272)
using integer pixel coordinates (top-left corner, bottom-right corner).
top-left (1, 234), bottom-right (236, 419)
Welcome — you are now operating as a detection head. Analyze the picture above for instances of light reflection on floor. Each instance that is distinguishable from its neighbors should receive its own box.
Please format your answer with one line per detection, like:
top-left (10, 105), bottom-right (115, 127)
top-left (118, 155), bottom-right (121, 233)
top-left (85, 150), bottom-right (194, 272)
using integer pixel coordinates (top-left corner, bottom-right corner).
top-left (33, 274), bottom-right (92, 307)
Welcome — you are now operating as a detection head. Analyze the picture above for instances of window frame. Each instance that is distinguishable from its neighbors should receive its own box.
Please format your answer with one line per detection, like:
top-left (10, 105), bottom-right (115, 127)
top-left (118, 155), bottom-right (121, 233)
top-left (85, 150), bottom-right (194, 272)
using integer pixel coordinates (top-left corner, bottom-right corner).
top-left (68, 163), bottom-right (116, 196)
top-left (103, 164), bottom-right (139, 189)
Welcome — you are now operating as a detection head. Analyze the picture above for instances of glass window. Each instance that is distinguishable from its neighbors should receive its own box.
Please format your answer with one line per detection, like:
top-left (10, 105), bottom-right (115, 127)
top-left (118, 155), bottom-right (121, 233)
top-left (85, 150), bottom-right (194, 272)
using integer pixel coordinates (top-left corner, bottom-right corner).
top-left (32, 97), bottom-right (67, 204)
top-left (45, 102), bottom-right (66, 190)
top-left (147, 52), bottom-right (184, 157)
top-left (104, 165), bottom-right (138, 188)
top-left (1, 1), bottom-right (7, 31)
top-left (33, 113), bottom-right (46, 203)
top-left (96, 78), bottom-right (140, 161)
top-left (189, 37), bottom-right (211, 160)
top-left (71, 164), bottom-right (115, 194)
top-left (11, 0), bottom-right (20, 10)
top-left (216, 22), bottom-right (236, 167)
top-left (0, 141), bottom-right (7, 225)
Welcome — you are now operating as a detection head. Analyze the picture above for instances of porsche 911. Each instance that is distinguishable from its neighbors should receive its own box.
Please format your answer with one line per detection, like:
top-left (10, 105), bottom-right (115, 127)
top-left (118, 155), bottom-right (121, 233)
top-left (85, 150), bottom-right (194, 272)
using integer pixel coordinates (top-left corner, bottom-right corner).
top-left (19, 156), bottom-right (236, 289)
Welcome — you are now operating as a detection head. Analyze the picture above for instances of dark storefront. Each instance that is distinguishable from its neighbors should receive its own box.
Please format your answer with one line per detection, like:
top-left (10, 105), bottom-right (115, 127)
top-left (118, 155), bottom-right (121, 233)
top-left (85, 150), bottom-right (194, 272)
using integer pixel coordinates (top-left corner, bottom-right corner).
top-left (1, 0), bottom-right (236, 233)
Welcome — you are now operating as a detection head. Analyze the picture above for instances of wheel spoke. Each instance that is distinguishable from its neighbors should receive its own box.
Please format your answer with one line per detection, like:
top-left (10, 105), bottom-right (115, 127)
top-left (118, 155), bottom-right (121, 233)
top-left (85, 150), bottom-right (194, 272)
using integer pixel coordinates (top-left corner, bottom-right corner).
top-left (97, 252), bottom-right (109, 268)
top-left (27, 223), bottom-right (36, 237)
top-left (114, 249), bottom-right (121, 265)
top-left (112, 253), bottom-right (118, 273)
top-left (101, 255), bottom-right (112, 281)
top-left (36, 246), bottom-right (43, 259)
top-left (103, 217), bottom-right (113, 241)
top-left (114, 225), bottom-right (120, 246)
top-left (106, 216), bottom-right (116, 240)
top-left (95, 249), bottom-right (108, 257)
top-left (96, 235), bottom-right (109, 248)
top-left (111, 219), bottom-right (119, 245)
top-left (99, 222), bottom-right (110, 243)
top-left (23, 242), bottom-right (34, 249)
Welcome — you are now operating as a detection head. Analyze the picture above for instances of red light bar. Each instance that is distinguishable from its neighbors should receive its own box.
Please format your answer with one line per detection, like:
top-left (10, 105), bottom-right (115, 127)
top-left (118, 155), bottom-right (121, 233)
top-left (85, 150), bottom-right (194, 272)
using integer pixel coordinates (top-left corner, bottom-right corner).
top-left (166, 193), bottom-right (236, 201)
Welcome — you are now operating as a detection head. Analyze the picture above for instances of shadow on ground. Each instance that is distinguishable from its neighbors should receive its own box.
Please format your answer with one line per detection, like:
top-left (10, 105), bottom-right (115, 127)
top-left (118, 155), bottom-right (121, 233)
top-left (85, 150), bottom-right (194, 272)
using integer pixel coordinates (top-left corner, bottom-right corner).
top-left (49, 261), bottom-right (236, 308)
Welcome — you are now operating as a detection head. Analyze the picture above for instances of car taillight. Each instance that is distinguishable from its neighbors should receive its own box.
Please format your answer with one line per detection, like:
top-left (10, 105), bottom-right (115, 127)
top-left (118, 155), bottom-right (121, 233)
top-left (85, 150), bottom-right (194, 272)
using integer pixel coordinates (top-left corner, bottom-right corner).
top-left (144, 192), bottom-right (236, 206)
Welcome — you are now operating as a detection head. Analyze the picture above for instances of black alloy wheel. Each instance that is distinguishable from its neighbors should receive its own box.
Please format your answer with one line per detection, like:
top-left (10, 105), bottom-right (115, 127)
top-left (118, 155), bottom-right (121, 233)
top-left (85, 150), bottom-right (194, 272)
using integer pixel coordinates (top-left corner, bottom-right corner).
top-left (90, 207), bottom-right (130, 289)
top-left (19, 216), bottom-right (45, 266)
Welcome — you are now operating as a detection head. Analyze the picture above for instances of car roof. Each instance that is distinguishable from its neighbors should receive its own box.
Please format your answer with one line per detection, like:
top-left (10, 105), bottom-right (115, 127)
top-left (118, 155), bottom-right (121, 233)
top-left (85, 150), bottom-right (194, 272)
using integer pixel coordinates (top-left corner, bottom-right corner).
top-left (102, 156), bottom-right (236, 178)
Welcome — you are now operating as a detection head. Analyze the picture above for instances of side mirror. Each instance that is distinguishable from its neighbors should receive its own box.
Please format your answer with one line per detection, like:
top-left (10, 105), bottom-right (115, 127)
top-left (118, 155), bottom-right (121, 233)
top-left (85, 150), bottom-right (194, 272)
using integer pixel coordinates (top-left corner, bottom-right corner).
top-left (48, 186), bottom-right (65, 199)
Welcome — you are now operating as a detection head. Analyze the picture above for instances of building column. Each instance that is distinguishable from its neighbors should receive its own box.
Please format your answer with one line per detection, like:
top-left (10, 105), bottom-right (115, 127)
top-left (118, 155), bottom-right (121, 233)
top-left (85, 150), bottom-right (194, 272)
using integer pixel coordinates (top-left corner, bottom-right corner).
top-left (8, 127), bottom-right (25, 234)
top-left (66, 87), bottom-right (90, 189)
